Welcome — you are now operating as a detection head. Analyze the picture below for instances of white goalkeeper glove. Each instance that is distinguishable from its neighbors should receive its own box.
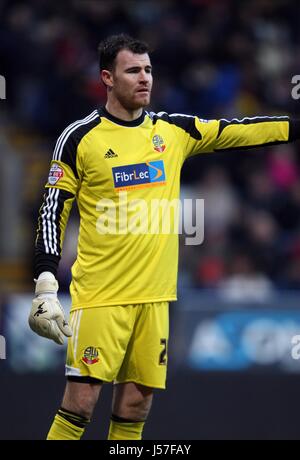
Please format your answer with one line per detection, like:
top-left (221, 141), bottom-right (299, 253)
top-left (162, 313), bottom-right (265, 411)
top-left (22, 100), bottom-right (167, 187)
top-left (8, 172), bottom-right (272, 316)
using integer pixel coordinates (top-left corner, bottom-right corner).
top-left (28, 272), bottom-right (72, 345)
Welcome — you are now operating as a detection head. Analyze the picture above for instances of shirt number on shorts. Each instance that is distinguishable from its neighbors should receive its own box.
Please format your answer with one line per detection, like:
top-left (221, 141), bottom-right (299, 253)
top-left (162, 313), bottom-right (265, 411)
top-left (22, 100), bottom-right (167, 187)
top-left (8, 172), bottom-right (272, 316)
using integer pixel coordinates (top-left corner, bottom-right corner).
top-left (159, 338), bottom-right (168, 365)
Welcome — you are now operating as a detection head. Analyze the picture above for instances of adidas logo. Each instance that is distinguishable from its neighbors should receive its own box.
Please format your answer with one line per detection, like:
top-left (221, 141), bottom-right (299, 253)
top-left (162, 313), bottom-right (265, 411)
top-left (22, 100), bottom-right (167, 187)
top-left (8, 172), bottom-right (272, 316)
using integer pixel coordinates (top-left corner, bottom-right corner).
top-left (104, 148), bottom-right (118, 159)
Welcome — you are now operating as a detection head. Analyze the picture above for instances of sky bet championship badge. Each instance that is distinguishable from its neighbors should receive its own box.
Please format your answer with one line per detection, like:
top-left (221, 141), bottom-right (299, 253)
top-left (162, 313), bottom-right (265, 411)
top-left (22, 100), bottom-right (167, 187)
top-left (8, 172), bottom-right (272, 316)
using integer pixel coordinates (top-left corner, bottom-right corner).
top-left (112, 160), bottom-right (166, 191)
top-left (82, 347), bottom-right (99, 365)
top-left (152, 134), bottom-right (166, 152)
top-left (48, 163), bottom-right (64, 185)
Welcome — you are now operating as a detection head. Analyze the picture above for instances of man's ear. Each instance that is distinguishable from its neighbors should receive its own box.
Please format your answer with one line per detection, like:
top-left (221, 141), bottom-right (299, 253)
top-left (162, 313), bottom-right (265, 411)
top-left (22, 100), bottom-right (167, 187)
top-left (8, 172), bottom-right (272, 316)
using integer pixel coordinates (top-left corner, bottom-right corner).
top-left (101, 70), bottom-right (113, 88)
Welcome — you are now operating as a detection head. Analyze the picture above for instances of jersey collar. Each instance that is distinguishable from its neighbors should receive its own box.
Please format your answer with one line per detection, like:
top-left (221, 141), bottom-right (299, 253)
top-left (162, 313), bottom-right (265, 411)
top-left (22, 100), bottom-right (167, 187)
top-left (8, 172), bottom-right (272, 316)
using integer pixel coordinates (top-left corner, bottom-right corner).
top-left (98, 106), bottom-right (146, 127)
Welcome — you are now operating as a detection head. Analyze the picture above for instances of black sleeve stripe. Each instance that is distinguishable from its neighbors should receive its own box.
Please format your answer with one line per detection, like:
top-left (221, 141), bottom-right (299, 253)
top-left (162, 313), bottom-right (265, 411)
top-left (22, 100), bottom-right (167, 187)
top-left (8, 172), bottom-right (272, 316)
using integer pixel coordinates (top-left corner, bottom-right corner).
top-left (288, 119), bottom-right (300, 141)
top-left (34, 253), bottom-right (60, 279)
top-left (217, 116), bottom-right (290, 139)
top-left (151, 111), bottom-right (202, 140)
top-left (52, 110), bottom-right (100, 179)
top-left (35, 188), bottom-right (75, 259)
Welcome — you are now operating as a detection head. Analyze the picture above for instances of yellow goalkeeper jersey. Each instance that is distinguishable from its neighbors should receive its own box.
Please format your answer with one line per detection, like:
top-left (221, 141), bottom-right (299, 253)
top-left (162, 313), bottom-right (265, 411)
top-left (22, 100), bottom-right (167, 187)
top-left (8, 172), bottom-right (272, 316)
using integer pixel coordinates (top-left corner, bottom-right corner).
top-left (35, 107), bottom-right (291, 310)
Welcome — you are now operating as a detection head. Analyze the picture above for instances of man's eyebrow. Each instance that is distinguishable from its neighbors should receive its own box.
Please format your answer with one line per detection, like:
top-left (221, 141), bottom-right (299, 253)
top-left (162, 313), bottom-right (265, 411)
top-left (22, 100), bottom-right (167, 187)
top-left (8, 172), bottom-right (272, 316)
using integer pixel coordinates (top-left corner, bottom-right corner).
top-left (125, 64), bottom-right (152, 71)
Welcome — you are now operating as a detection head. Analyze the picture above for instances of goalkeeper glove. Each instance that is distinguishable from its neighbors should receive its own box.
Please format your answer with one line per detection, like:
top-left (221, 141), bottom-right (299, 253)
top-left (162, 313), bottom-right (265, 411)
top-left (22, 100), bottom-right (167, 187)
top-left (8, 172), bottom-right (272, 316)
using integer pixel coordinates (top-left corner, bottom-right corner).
top-left (28, 272), bottom-right (72, 345)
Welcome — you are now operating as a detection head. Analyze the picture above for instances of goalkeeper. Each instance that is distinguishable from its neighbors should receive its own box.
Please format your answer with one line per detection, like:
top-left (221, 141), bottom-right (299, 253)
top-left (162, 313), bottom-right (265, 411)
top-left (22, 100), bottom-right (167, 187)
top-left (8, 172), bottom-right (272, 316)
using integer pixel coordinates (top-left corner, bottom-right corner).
top-left (29, 34), bottom-right (300, 440)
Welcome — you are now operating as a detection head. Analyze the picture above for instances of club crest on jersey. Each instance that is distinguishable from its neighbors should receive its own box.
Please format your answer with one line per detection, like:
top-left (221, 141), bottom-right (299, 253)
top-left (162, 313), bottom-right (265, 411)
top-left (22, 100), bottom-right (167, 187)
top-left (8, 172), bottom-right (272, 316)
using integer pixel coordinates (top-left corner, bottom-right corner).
top-left (112, 160), bottom-right (166, 191)
top-left (48, 163), bottom-right (64, 185)
top-left (152, 134), bottom-right (166, 152)
top-left (82, 347), bottom-right (99, 365)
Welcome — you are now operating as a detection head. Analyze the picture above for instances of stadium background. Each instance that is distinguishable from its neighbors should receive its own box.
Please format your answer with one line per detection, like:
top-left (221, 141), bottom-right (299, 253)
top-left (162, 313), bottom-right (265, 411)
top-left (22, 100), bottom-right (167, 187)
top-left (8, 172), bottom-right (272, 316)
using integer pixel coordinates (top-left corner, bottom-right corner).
top-left (1, 0), bottom-right (300, 439)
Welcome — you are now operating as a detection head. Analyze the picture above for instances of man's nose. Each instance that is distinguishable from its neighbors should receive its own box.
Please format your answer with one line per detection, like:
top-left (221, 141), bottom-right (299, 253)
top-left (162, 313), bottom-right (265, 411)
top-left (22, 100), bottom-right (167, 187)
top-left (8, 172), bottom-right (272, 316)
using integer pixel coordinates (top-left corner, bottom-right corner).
top-left (139, 70), bottom-right (149, 82)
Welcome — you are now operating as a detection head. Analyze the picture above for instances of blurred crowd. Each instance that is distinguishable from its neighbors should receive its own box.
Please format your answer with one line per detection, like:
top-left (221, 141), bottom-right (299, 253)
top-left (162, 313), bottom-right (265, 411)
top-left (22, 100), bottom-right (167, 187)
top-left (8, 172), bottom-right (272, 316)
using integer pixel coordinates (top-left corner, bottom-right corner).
top-left (2, 0), bottom-right (300, 298)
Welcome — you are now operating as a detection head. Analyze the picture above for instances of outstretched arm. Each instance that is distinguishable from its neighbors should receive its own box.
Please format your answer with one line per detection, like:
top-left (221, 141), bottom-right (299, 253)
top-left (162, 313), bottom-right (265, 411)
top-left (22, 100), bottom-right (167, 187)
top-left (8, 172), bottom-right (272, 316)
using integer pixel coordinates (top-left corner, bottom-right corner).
top-left (181, 115), bottom-right (299, 159)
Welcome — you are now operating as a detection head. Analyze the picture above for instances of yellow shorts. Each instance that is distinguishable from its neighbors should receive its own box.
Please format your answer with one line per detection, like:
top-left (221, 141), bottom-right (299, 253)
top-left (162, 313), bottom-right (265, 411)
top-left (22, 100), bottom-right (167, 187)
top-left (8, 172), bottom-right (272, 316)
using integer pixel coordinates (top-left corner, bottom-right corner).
top-left (65, 302), bottom-right (169, 389)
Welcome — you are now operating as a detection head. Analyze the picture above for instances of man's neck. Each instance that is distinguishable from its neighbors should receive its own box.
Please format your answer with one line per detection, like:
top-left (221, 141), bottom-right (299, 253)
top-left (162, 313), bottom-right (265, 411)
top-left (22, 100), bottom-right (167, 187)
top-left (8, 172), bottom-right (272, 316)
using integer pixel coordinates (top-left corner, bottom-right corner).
top-left (105, 100), bottom-right (143, 122)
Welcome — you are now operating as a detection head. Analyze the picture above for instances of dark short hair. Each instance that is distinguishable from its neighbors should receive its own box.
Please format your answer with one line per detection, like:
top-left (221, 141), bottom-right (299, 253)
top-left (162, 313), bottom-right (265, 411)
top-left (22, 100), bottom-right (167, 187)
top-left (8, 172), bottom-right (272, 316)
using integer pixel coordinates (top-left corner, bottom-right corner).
top-left (98, 34), bottom-right (150, 71)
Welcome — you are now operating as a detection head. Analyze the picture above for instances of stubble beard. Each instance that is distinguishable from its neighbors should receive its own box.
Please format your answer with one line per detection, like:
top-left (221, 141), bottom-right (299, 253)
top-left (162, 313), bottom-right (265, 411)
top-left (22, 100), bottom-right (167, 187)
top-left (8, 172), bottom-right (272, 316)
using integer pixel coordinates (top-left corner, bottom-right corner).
top-left (117, 90), bottom-right (151, 112)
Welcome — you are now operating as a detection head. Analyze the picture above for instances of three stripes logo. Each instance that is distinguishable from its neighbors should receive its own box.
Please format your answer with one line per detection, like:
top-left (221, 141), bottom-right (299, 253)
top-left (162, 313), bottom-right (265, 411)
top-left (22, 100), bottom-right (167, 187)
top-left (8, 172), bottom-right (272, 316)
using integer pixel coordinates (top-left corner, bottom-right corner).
top-left (104, 148), bottom-right (118, 159)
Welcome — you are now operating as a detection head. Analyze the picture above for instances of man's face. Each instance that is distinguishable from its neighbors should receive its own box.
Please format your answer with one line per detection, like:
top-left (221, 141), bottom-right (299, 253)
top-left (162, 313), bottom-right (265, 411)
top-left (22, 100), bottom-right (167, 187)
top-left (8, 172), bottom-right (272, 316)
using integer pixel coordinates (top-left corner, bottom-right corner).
top-left (105, 49), bottom-right (153, 110)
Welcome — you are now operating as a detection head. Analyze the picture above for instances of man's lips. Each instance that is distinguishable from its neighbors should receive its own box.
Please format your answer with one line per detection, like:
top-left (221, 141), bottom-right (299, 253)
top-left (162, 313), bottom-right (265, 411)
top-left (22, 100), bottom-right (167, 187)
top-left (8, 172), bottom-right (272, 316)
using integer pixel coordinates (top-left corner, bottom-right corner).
top-left (136, 88), bottom-right (149, 94)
